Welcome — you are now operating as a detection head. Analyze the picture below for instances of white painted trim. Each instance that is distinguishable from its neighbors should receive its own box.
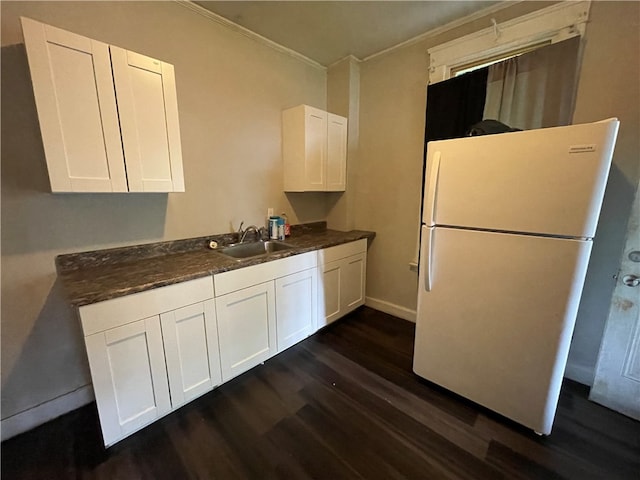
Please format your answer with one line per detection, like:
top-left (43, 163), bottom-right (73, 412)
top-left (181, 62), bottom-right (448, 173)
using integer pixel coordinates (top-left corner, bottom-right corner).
top-left (327, 54), bottom-right (362, 70)
top-left (174, 0), bottom-right (326, 71)
top-left (563, 361), bottom-right (594, 387)
top-left (427, 1), bottom-right (591, 84)
top-left (362, 1), bottom-right (524, 63)
top-left (1, 385), bottom-right (94, 441)
top-left (365, 297), bottom-right (417, 323)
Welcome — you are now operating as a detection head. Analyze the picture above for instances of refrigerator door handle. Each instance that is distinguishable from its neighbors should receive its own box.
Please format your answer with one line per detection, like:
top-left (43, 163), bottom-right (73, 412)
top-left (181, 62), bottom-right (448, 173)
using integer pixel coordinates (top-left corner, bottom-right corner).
top-left (423, 151), bottom-right (441, 227)
top-left (421, 226), bottom-right (433, 292)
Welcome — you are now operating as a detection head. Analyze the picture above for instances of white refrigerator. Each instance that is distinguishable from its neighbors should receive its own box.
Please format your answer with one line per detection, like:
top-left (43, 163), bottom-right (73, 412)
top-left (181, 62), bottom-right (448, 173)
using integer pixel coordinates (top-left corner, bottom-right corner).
top-left (413, 118), bottom-right (619, 435)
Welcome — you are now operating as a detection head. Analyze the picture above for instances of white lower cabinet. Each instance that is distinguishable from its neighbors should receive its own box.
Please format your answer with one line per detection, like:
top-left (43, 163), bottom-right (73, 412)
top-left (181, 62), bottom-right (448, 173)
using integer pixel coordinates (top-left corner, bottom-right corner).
top-left (79, 277), bottom-right (218, 446)
top-left (318, 239), bottom-right (367, 328)
top-left (79, 240), bottom-right (368, 447)
top-left (215, 282), bottom-right (277, 382)
top-left (213, 251), bottom-right (318, 381)
top-left (275, 268), bottom-right (318, 352)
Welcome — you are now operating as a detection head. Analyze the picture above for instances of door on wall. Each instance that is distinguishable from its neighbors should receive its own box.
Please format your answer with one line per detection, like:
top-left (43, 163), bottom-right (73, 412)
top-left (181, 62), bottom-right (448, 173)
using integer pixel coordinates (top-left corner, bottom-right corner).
top-left (589, 178), bottom-right (640, 420)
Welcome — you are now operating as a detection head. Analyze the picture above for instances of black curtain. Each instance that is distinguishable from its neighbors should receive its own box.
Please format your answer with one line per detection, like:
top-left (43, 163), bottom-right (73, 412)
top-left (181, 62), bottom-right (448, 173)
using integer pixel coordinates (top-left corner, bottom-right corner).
top-left (419, 68), bottom-right (489, 223)
top-left (424, 66), bottom-right (489, 143)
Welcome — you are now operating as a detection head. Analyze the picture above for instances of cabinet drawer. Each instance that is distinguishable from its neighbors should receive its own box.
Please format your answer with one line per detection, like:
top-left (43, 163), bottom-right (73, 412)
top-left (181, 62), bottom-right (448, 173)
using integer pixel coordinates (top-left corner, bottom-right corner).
top-left (318, 239), bottom-right (367, 265)
top-left (214, 251), bottom-right (317, 297)
top-left (79, 276), bottom-right (214, 336)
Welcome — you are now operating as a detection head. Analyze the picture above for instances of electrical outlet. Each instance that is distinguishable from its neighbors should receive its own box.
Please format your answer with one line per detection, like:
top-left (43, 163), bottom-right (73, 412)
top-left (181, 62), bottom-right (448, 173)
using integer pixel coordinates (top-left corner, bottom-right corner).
top-left (267, 208), bottom-right (274, 217)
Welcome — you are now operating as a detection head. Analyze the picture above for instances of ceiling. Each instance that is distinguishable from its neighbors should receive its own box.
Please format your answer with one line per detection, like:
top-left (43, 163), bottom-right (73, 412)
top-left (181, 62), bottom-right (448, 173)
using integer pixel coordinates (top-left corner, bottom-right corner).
top-left (193, 1), bottom-right (501, 66)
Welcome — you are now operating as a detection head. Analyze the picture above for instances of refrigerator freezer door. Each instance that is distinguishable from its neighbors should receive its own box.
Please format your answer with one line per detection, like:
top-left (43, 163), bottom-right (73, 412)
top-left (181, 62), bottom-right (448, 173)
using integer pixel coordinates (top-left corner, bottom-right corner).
top-left (422, 119), bottom-right (619, 237)
top-left (414, 226), bottom-right (592, 434)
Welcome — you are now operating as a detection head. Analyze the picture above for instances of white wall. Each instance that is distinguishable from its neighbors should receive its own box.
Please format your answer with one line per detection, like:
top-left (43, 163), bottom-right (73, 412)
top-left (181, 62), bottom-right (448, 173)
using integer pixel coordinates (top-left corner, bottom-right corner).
top-left (326, 56), bottom-right (361, 232)
top-left (566, 1), bottom-right (640, 384)
top-left (355, 2), bottom-right (552, 319)
top-left (1, 0), bottom-right (327, 438)
top-left (354, 1), bottom-right (640, 382)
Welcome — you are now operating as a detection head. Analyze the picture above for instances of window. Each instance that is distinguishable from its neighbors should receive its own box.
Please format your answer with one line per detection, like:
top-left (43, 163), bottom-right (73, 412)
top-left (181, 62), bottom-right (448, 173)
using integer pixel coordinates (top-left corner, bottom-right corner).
top-left (427, 1), bottom-right (590, 85)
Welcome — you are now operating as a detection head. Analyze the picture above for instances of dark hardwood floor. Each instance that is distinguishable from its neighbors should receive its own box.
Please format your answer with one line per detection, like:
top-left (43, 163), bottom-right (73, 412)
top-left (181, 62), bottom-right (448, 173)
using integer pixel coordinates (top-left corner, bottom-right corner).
top-left (3, 307), bottom-right (639, 479)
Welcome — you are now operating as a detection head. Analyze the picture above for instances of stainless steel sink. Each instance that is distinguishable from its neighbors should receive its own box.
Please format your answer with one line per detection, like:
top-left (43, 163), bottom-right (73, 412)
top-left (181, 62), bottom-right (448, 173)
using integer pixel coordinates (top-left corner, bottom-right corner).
top-left (215, 240), bottom-right (293, 260)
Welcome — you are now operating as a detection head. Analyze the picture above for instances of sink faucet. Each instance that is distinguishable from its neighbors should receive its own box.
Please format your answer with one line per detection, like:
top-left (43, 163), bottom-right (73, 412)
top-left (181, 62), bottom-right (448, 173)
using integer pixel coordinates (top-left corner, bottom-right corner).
top-left (240, 225), bottom-right (261, 243)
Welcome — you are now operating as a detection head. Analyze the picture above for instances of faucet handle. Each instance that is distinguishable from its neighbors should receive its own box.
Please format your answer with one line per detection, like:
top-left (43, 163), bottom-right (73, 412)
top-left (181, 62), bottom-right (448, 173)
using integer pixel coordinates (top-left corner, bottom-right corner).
top-left (237, 221), bottom-right (244, 234)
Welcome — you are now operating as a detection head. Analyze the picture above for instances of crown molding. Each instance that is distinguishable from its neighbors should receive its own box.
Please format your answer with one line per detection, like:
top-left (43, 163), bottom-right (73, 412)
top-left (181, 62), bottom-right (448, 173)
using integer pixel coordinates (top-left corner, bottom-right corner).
top-left (327, 54), bottom-right (362, 70)
top-left (174, 0), bottom-right (326, 71)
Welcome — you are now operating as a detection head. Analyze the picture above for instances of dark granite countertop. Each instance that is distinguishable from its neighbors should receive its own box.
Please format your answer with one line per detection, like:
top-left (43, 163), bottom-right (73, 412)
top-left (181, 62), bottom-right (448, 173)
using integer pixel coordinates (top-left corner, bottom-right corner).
top-left (57, 222), bottom-right (375, 307)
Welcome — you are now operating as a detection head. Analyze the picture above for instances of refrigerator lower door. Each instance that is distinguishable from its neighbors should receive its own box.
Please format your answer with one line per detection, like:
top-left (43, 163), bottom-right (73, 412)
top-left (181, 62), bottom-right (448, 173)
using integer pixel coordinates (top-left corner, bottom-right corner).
top-left (414, 226), bottom-right (592, 434)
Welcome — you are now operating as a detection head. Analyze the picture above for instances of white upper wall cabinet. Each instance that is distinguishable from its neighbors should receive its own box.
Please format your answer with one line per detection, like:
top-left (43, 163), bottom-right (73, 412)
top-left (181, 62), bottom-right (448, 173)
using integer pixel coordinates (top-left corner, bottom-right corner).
top-left (283, 105), bottom-right (347, 192)
top-left (21, 17), bottom-right (185, 193)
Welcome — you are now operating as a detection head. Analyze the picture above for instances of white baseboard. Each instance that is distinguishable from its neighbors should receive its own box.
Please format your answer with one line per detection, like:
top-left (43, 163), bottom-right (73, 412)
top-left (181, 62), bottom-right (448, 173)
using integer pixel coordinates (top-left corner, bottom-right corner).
top-left (1, 384), bottom-right (94, 441)
top-left (563, 362), bottom-right (594, 386)
top-left (365, 297), bottom-right (417, 322)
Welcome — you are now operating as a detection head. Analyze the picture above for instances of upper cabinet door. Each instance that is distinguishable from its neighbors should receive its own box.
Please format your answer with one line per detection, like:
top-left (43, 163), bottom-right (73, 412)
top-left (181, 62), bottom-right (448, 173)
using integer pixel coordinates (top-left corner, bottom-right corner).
top-left (111, 47), bottom-right (185, 193)
top-left (21, 17), bottom-right (127, 193)
top-left (303, 106), bottom-right (327, 191)
top-left (326, 113), bottom-right (347, 191)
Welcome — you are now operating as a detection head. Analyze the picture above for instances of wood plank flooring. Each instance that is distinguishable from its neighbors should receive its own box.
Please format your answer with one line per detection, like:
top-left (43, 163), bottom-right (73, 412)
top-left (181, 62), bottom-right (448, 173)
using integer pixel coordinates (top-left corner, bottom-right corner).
top-left (3, 307), bottom-right (639, 479)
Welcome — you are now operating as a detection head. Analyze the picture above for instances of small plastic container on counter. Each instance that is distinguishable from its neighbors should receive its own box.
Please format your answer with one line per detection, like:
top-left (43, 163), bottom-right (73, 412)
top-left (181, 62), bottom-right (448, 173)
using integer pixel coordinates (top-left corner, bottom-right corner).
top-left (269, 216), bottom-right (280, 240)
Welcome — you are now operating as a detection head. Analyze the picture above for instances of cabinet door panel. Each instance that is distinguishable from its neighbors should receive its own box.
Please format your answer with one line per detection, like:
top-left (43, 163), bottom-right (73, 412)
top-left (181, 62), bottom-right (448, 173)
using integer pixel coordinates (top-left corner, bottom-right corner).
top-left (161, 300), bottom-right (221, 407)
top-left (216, 282), bottom-right (276, 381)
top-left (85, 316), bottom-right (170, 446)
top-left (326, 113), bottom-right (347, 191)
top-left (304, 108), bottom-right (327, 190)
top-left (342, 253), bottom-right (366, 313)
top-left (319, 261), bottom-right (341, 328)
top-left (276, 268), bottom-right (317, 351)
top-left (21, 18), bottom-right (126, 192)
top-left (318, 244), bottom-right (368, 327)
top-left (111, 46), bottom-right (184, 192)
